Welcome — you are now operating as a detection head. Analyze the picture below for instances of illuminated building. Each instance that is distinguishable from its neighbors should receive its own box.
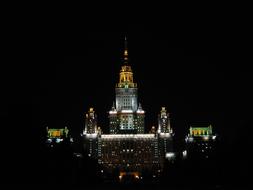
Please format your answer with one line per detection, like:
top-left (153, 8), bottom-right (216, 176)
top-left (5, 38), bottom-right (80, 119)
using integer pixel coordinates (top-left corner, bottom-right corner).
top-left (83, 108), bottom-right (99, 158)
top-left (185, 124), bottom-right (217, 159)
top-left (109, 38), bottom-right (144, 134)
top-left (98, 134), bottom-right (160, 179)
top-left (46, 126), bottom-right (72, 146)
top-left (83, 37), bottom-right (174, 180)
top-left (84, 108), bottom-right (98, 134)
top-left (157, 107), bottom-right (174, 162)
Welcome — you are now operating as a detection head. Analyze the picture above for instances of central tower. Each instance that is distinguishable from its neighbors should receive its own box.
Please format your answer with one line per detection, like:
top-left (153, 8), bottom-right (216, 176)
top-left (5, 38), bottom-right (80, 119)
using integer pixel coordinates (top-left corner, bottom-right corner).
top-left (109, 37), bottom-right (145, 134)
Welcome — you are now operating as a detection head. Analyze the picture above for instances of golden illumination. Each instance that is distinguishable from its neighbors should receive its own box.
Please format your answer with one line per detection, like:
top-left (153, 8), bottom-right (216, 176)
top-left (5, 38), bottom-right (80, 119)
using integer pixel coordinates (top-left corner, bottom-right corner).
top-left (47, 128), bottom-right (68, 138)
top-left (190, 125), bottom-right (213, 136)
top-left (123, 36), bottom-right (129, 64)
top-left (117, 65), bottom-right (137, 88)
top-left (119, 171), bottom-right (140, 180)
top-left (116, 37), bottom-right (137, 88)
top-left (52, 130), bottom-right (61, 137)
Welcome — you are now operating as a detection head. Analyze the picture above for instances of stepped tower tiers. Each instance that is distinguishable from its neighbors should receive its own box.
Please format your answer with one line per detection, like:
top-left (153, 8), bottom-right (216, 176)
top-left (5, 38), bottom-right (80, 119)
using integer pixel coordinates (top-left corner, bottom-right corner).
top-left (109, 37), bottom-right (145, 134)
top-left (157, 107), bottom-right (174, 161)
top-left (158, 107), bottom-right (173, 134)
top-left (82, 37), bottom-right (175, 178)
top-left (83, 107), bottom-right (98, 134)
top-left (83, 108), bottom-right (99, 158)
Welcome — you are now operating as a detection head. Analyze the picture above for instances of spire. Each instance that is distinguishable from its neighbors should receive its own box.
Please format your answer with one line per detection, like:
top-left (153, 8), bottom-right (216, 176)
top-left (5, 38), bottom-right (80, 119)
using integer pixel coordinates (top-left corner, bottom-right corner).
top-left (124, 36), bottom-right (128, 64)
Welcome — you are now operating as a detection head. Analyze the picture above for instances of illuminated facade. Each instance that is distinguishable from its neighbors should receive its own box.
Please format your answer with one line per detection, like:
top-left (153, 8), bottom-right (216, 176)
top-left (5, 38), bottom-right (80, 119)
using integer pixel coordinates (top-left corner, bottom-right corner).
top-left (98, 134), bottom-right (160, 177)
top-left (83, 108), bottom-right (99, 158)
top-left (109, 38), bottom-right (144, 134)
top-left (157, 107), bottom-right (174, 161)
top-left (185, 125), bottom-right (217, 159)
top-left (46, 126), bottom-right (72, 145)
top-left (83, 37), bottom-right (174, 180)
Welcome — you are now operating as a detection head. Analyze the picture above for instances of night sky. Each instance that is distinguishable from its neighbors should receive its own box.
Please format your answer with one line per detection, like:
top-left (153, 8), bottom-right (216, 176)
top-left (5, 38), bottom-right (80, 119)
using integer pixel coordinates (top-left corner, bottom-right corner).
top-left (3, 29), bottom-right (252, 186)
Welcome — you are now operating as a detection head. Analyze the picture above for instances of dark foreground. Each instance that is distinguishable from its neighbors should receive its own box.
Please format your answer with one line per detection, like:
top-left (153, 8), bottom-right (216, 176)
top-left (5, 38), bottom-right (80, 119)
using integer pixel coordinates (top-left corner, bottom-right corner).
top-left (7, 137), bottom-right (251, 190)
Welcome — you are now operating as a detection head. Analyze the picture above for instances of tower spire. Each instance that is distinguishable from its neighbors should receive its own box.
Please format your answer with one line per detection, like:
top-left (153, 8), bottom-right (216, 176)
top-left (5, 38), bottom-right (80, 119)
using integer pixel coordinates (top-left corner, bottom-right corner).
top-left (124, 36), bottom-right (128, 65)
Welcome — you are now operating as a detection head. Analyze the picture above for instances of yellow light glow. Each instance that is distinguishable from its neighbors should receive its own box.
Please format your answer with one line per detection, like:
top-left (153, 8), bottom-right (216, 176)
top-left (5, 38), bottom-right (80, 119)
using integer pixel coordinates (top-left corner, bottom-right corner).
top-left (51, 130), bottom-right (61, 137)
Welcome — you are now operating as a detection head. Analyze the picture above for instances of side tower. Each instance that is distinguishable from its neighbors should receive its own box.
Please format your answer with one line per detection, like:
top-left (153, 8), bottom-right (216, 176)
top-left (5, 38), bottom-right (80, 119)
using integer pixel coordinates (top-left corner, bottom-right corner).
top-left (109, 37), bottom-right (145, 134)
top-left (84, 107), bottom-right (97, 134)
top-left (83, 108), bottom-right (99, 158)
top-left (158, 107), bottom-right (173, 133)
top-left (157, 107), bottom-right (174, 161)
